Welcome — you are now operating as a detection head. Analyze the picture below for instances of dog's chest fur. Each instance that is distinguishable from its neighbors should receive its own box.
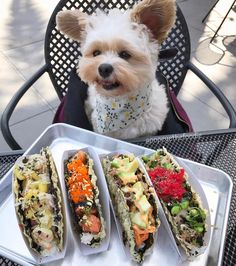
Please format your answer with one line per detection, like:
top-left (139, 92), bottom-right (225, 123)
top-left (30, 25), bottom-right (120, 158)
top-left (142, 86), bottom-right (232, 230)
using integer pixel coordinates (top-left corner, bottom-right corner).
top-left (85, 80), bottom-right (169, 139)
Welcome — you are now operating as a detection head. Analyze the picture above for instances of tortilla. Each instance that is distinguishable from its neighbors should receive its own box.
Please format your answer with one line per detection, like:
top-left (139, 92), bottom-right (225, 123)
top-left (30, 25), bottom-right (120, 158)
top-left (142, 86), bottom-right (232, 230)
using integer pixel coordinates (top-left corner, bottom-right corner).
top-left (64, 150), bottom-right (106, 247)
top-left (102, 152), bottom-right (160, 263)
top-left (12, 147), bottom-right (65, 257)
top-left (142, 147), bottom-right (208, 257)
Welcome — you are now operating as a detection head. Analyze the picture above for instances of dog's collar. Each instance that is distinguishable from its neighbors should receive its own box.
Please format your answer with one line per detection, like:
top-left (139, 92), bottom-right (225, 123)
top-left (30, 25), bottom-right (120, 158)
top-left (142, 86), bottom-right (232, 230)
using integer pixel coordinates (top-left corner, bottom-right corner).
top-left (95, 85), bottom-right (152, 133)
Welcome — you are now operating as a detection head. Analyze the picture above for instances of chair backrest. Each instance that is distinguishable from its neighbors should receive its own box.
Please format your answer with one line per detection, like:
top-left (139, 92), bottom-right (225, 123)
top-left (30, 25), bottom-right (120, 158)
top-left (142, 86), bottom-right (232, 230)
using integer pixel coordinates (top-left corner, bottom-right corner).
top-left (44, 0), bottom-right (191, 100)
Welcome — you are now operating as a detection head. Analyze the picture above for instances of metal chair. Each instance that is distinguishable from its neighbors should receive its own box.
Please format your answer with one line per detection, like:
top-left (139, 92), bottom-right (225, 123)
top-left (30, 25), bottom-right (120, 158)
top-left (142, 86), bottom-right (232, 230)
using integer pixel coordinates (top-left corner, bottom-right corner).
top-left (1, 0), bottom-right (236, 150)
top-left (202, 0), bottom-right (236, 43)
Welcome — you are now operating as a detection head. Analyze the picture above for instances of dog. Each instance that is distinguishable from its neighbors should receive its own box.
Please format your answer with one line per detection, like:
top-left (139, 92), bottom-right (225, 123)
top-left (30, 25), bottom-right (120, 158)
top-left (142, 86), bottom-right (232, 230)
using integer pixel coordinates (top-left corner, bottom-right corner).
top-left (56, 0), bottom-right (176, 139)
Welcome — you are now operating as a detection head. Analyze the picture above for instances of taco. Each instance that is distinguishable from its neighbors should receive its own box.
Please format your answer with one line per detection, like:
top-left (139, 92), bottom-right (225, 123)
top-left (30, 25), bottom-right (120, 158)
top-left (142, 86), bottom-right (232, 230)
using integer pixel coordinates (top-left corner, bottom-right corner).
top-left (64, 150), bottom-right (106, 247)
top-left (12, 147), bottom-right (65, 257)
top-left (102, 152), bottom-right (160, 263)
top-left (142, 148), bottom-right (208, 257)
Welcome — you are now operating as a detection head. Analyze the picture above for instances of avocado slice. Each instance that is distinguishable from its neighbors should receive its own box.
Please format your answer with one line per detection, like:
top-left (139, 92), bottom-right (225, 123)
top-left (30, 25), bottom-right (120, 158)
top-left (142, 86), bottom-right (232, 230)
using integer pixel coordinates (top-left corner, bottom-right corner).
top-left (111, 159), bottom-right (120, 168)
top-left (132, 181), bottom-right (144, 199)
top-left (131, 212), bottom-right (147, 229)
top-left (137, 195), bottom-right (151, 213)
top-left (111, 157), bottom-right (130, 168)
top-left (118, 172), bottom-right (138, 184)
top-left (118, 159), bottom-right (139, 174)
top-left (117, 159), bottom-right (139, 184)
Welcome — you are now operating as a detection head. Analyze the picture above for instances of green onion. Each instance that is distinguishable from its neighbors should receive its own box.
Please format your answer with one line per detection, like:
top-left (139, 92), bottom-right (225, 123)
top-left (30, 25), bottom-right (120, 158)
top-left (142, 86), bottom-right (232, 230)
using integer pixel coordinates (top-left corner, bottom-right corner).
top-left (162, 163), bottom-right (172, 169)
top-left (180, 200), bottom-right (189, 210)
top-left (150, 160), bottom-right (158, 168)
top-left (194, 226), bottom-right (204, 233)
top-left (142, 156), bottom-right (149, 163)
top-left (171, 205), bottom-right (181, 216)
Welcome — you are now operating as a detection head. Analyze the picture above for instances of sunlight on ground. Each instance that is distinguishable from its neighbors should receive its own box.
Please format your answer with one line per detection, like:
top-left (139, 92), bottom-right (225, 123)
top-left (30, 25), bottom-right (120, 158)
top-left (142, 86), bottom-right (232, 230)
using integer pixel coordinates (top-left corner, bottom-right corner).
top-left (195, 0), bottom-right (236, 65)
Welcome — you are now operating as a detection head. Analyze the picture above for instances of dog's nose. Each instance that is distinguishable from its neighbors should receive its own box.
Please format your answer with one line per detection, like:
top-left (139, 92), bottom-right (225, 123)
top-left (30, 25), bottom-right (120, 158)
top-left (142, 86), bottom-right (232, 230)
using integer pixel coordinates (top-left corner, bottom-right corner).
top-left (98, 64), bottom-right (114, 78)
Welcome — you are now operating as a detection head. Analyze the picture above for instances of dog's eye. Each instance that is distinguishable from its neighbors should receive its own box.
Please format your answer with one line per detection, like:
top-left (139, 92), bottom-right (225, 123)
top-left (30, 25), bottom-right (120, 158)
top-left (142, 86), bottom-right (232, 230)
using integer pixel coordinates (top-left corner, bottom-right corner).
top-left (119, 51), bottom-right (131, 60)
top-left (93, 50), bottom-right (101, 57)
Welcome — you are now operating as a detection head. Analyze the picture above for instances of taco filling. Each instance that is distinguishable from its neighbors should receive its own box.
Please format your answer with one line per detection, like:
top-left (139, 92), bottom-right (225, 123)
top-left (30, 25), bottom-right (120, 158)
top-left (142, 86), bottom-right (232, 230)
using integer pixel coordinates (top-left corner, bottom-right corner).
top-left (13, 148), bottom-right (64, 257)
top-left (103, 153), bottom-right (160, 263)
top-left (142, 149), bottom-right (207, 256)
top-left (64, 150), bottom-right (106, 247)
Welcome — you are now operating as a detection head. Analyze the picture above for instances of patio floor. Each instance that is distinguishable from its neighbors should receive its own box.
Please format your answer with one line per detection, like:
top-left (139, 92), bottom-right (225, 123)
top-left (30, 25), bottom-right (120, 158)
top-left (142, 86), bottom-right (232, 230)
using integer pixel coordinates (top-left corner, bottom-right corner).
top-left (0, 0), bottom-right (236, 151)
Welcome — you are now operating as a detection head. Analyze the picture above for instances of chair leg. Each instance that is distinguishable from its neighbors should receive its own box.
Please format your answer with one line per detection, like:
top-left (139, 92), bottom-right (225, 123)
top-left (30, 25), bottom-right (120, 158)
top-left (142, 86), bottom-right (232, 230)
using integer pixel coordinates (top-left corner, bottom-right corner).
top-left (202, 0), bottom-right (221, 23)
top-left (210, 0), bottom-right (236, 43)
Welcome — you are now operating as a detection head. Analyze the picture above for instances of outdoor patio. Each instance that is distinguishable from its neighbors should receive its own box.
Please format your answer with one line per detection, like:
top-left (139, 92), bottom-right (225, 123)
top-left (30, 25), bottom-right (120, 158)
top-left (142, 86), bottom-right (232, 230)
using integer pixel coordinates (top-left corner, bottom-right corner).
top-left (0, 0), bottom-right (235, 151)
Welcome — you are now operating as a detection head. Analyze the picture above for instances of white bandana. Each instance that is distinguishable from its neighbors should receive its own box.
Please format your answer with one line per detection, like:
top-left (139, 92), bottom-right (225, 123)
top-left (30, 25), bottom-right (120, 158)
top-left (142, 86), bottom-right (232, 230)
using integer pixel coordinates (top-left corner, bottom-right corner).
top-left (95, 86), bottom-right (152, 133)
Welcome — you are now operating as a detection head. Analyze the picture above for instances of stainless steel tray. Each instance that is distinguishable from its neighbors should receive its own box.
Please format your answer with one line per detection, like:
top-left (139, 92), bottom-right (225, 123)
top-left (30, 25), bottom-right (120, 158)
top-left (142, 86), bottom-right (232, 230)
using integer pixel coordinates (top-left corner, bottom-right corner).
top-left (0, 123), bottom-right (233, 266)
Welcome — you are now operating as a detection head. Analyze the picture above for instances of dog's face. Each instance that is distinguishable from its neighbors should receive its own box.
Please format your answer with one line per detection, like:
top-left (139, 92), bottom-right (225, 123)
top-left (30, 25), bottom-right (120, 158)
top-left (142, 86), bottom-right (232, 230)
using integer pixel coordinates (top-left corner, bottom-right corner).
top-left (56, 0), bottom-right (176, 97)
top-left (77, 10), bottom-right (156, 97)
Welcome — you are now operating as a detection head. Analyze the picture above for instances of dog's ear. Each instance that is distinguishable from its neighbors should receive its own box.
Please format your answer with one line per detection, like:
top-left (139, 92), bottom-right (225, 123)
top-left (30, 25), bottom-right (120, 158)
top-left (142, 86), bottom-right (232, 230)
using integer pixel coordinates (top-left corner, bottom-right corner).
top-left (130, 0), bottom-right (176, 43)
top-left (56, 10), bottom-right (88, 41)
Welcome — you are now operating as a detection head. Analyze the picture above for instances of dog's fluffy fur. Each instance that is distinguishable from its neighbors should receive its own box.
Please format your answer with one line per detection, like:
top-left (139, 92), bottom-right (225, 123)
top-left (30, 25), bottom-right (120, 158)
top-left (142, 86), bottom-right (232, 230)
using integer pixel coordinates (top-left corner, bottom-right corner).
top-left (56, 0), bottom-right (176, 139)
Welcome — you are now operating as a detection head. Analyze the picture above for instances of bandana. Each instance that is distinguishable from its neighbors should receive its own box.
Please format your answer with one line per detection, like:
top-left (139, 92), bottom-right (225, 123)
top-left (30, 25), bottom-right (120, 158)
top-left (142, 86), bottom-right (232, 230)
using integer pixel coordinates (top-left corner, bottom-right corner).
top-left (95, 86), bottom-right (152, 133)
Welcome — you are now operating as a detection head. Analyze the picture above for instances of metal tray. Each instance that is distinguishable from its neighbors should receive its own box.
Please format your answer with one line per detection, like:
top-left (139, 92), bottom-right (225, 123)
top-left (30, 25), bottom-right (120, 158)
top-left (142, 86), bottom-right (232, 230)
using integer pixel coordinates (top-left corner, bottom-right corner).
top-left (0, 123), bottom-right (233, 266)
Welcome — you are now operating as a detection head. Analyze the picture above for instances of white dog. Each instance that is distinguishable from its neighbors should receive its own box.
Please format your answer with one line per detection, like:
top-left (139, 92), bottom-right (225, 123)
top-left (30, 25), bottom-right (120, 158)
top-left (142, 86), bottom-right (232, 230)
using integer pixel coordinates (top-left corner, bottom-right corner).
top-left (56, 0), bottom-right (176, 139)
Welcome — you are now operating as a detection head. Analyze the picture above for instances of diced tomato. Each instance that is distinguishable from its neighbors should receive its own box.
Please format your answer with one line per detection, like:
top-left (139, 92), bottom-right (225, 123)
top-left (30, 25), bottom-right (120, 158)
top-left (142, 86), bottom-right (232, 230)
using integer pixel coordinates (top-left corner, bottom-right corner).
top-left (81, 214), bottom-right (101, 234)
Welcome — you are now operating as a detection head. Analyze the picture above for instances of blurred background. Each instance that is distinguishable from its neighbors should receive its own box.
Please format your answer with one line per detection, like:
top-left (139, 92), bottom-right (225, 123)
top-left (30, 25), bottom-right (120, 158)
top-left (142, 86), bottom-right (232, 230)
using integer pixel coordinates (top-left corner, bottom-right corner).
top-left (0, 0), bottom-right (235, 151)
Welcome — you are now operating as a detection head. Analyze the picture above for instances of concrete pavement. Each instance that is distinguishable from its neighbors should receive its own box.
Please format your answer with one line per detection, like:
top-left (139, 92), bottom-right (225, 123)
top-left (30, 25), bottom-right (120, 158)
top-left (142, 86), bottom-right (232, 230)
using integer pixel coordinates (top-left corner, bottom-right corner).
top-left (0, 0), bottom-right (235, 151)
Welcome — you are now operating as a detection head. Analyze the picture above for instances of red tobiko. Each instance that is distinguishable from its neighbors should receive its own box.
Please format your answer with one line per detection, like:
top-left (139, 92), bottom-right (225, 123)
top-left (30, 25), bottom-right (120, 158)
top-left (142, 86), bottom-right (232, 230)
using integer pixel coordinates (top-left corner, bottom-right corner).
top-left (148, 167), bottom-right (186, 202)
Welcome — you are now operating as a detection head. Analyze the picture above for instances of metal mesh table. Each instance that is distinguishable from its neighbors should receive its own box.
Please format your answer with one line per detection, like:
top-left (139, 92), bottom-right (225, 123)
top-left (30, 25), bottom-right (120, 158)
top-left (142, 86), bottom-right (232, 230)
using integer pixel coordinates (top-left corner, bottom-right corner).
top-left (0, 151), bottom-right (23, 266)
top-left (1, 129), bottom-right (236, 265)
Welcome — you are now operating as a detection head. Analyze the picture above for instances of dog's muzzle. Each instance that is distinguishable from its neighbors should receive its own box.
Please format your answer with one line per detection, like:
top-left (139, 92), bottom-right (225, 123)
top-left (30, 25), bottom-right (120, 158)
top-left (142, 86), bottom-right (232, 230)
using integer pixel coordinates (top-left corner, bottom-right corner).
top-left (98, 63), bottom-right (113, 78)
top-left (98, 63), bottom-right (120, 90)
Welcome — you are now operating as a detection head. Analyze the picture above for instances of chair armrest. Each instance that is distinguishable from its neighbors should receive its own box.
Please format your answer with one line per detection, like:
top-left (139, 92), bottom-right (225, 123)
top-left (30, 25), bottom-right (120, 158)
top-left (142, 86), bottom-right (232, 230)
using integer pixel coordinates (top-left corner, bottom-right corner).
top-left (187, 61), bottom-right (236, 128)
top-left (1, 65), bottom-right (49, 150)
